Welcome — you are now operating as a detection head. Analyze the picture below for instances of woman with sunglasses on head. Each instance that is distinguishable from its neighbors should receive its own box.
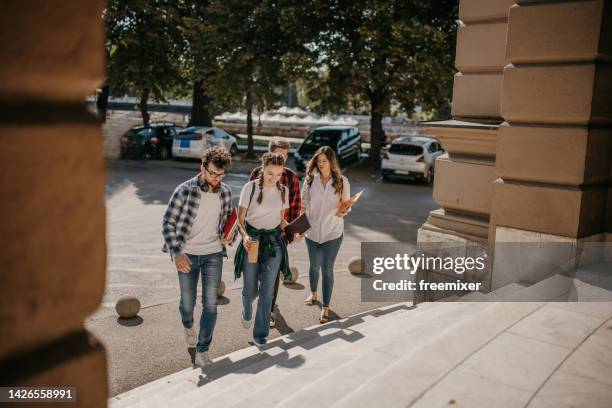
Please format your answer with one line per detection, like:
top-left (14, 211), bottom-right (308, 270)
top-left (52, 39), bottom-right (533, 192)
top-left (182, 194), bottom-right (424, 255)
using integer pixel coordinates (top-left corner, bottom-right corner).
top-left (234, 152), bottom-right (301, 346)
top-left (302, 146), bottom-right (350, 324)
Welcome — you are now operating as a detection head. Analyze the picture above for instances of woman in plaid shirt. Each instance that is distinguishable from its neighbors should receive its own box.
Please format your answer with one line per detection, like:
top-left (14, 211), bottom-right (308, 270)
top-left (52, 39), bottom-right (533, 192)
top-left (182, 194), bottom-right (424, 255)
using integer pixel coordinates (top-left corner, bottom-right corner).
top-left (249, 137), bottom-right (302, 328)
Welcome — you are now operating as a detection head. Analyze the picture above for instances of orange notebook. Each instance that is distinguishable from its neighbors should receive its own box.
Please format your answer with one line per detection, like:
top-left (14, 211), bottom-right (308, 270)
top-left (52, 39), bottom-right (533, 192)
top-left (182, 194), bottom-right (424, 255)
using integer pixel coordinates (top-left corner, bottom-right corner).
top-left (337, 190), bottom-right (363, 214)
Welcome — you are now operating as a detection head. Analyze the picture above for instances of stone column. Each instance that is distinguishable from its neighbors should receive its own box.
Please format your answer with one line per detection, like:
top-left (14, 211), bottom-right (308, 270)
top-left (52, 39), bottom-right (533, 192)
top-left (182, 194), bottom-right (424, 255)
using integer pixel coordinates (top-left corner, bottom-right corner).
top-left (0, 2), bottom-right (108, 406)
top-left (416, 0), bottom-right (515, 299)
top-left (491, 0), bottom-right (612, 288)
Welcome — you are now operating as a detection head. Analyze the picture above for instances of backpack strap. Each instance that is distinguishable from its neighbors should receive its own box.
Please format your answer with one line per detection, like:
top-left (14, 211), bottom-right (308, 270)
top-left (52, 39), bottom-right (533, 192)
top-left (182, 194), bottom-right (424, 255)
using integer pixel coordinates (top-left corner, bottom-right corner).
top-left (246, 181), bottom-right (256, 213)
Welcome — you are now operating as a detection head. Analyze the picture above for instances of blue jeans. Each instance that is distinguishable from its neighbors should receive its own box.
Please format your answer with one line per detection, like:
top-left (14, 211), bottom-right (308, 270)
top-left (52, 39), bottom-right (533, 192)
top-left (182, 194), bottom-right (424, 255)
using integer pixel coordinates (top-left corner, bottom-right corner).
top-left (177, 252), bottom-right (223, 353)
top-left (306, 235), bottom-right (343, 307)
top-left (242, 243), bottom-right (282, 344)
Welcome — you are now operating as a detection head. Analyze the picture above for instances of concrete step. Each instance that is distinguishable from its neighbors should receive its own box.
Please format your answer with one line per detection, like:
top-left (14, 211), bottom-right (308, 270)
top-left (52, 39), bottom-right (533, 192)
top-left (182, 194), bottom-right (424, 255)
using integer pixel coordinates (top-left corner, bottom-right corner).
top-left (110, 302), bottom-right (415, 408)
top-left (332, 301), bottom-right (546, 408)
top-left (496, 274), bottom-right (580, 302)
top-left (200, 302), bottom-right (486, 408)
top-left (330, 274), bottom-right (580, 408)
top-left (459, 291), bottom-right (489, 301)
top-left (486, 282), bottom-right (527, 300)
top-left (170, 302), bottom-right (454, 408)
top-left (264, 303), bottom-right (489, 408)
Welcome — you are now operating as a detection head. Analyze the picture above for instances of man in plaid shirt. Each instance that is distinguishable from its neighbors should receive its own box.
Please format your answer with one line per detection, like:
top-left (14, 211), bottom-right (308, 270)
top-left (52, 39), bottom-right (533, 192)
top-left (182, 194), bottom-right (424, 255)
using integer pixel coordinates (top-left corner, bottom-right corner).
top-left (162, 146), bottom-right (234, 367)
top-left (249, 137), bottom-right (302, 328)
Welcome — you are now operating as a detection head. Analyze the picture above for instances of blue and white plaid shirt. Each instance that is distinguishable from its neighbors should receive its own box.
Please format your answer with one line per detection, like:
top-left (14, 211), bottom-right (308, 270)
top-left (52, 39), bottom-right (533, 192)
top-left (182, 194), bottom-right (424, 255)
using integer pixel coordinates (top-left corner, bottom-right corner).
top-left (162, 175), bottom-right (233, 259)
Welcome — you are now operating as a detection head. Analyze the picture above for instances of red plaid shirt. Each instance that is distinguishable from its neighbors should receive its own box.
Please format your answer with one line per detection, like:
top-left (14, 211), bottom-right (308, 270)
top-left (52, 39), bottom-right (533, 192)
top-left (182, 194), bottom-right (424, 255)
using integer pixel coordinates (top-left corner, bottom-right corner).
top-left (249, 166), bottom-right (302, 223)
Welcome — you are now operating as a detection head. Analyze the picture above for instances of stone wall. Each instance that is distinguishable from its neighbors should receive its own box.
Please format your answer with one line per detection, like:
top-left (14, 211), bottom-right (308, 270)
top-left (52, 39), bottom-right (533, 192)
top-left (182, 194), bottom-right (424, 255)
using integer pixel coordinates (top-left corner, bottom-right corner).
top-left (417, 0), bottom-right (612, 297)
top-left (490, 0), bottom-right (612, 289)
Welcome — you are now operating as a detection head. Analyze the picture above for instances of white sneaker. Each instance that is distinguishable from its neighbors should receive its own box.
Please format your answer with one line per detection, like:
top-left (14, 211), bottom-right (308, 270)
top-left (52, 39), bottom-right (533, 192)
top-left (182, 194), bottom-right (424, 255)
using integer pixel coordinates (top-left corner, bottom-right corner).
top-left (184, 327), bottom-right (197, 347)
top-left (269, 310), bottom-right (276, 328)
top-left (194, 351), bottom-right (212, 367)
top-left (252, 338), bottom-right (266, 349)
top-left (242, 315), bottom-right (252, 329)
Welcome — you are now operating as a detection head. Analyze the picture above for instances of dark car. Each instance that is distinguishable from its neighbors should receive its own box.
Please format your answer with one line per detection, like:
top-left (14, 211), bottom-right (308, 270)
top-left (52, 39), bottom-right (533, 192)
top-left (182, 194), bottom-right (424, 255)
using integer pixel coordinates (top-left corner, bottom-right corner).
top-left (294, 126), bottom-right (362, 172)
top-left (120, 122), bottom-right (184, 160)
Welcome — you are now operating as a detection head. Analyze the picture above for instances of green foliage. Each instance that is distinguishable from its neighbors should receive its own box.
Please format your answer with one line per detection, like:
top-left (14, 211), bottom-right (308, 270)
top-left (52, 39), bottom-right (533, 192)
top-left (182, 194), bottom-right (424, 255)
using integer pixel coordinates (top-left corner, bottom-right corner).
top-left (305, 0), bottom-right (457, 116)
top-left (103, 0), bottom-right (458, 154)
top-left (105, 0), bottom-right (183, 102)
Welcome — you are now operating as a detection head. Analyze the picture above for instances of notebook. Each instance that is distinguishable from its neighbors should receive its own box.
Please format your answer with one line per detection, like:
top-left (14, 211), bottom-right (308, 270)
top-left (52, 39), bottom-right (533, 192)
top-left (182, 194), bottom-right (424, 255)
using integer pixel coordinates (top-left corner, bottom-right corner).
top-left (337, 190), bottom-right (363, 214)
top-left (222, 208), bottom-right (239, 240)
top-left (283, 213), bottom-right (311, 242)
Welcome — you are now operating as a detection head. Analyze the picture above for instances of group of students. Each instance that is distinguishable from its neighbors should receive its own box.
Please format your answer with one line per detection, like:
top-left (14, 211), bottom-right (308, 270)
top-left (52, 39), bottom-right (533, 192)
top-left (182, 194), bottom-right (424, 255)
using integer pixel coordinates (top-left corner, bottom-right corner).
top-left (161, 137), bottom-right (351, 367)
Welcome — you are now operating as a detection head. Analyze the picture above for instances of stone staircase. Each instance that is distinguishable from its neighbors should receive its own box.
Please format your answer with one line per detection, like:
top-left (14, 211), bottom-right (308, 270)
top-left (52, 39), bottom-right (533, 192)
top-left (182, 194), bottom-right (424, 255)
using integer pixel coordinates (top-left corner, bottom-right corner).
top-left (109, 275), bottom-right (612, 408)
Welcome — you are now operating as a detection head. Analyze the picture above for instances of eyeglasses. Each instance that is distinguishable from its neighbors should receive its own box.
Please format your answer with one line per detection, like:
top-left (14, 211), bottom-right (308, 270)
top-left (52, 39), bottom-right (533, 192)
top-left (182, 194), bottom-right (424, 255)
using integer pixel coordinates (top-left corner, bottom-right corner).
top-left (203, 165), bottom-right (225, 179)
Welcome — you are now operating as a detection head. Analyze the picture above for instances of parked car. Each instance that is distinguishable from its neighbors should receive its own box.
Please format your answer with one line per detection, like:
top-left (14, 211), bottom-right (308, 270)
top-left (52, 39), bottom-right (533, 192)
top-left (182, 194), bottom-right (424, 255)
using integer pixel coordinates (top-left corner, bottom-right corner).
top-left (120, 122), bottom-right (183, 160)
top-left (172, 127), bottom-right (239, 159)
top-left (381, 136), bottom-right (444, 184)
top-left (294, 126), bottom-right (361, 172)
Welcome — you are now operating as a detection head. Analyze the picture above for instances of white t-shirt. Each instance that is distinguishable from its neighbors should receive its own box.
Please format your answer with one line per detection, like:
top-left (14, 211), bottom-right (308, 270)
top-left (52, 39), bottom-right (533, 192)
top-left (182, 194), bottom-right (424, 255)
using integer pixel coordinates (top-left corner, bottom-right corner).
top-left (182, 191), bottom-right (223, 256)
top-left (302, 173), bottom-right (350, 243)
top-left (239, 180), bottom-right (289, 230)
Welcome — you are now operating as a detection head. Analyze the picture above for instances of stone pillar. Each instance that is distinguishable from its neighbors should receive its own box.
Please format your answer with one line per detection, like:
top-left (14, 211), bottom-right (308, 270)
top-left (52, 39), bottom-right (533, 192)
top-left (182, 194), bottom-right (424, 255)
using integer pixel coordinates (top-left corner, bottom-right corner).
top-left (416, 0), bottom-right (515, 299)
top-left (491, 0), bottom-right (612, 288)
top-left (0, 1), bottom-right (108, 406)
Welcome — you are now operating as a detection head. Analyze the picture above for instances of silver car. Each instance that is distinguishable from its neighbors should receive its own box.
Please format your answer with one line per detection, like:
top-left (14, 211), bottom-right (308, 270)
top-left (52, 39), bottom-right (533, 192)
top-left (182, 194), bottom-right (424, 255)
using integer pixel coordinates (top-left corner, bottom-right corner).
top-left (381, 136), bottom-right (444, 184)
top-left (172, 127), bottom-right (239, 159)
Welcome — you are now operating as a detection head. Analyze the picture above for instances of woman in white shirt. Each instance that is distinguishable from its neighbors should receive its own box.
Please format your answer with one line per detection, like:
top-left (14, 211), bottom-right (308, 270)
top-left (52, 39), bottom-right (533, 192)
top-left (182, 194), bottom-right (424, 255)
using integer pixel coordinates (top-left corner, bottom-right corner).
top-left (302, 146), bottom-right (350, 323)
top-left (235, 152), bottom-right (299, 346)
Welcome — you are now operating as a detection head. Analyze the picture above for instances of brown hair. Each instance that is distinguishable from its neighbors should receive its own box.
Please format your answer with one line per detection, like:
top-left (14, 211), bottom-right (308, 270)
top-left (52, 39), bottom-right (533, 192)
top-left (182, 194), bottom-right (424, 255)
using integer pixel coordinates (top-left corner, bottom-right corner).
top-left (201, 146), bottom-right (231, 170)
top-left (257, 152), bottom-right (286, 205)
top-left (305, 146), bottom-right (343, 200)
top-left (268, 137), bottom-right (291, 152)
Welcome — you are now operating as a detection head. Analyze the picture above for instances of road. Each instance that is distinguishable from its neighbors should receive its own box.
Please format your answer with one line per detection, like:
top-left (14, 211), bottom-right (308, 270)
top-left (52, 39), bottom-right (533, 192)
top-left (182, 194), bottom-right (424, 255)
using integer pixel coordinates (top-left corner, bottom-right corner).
top-left (86, 158), bottom-right (437, 396)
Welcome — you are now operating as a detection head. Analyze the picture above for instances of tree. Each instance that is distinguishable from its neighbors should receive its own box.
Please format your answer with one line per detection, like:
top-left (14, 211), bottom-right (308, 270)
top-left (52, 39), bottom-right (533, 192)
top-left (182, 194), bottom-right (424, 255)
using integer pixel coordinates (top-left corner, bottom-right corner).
top-left (308, 0), bottom-right (458, 168)
top-left (194, 0), bottom-right (317, 158)
top-left (174, 1), bottom-right (215, 127)
top-left (105, 0), bottom-right (182, 126)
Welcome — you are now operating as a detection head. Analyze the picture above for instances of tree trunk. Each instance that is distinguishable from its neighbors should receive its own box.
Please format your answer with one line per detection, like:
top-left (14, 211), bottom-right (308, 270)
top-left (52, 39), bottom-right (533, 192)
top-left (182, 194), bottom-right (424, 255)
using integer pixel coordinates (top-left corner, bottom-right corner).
top-left (139, 87), bottom-right (150, 127)
top-left (368, 90), bottom-right (386, 169)
top-left (96, 84), bottom-right (109, 123)
top-left (189, 79), bottom-right (212, 126)
top-left (245, 90), bottom-right (256, 159)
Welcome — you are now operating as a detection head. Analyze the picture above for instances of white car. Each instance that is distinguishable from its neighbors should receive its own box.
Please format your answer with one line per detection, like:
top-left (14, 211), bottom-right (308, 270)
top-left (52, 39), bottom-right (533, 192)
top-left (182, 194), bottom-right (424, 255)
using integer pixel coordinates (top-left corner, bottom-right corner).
top-left (172, 127), bottom-right (239, 159)
top-left (381, 136), bottom-right (444, 184)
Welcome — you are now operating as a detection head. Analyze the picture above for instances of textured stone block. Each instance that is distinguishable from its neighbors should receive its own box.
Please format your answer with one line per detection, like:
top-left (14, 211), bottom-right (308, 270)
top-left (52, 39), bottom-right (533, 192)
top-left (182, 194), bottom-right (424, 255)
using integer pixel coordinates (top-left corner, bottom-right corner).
top-left (452, 73), bottom-right (504, 119)
top-left (502, 63), bottom-right (612, 125)
top-left (459, 0), bottom-right (515, 23)
top-left (0, 1), bottom-right (106, 102)
top-left (496, 125), bottom-right (612, 185)
top-left (424, 120), bottom-right (499, 158)
top-left (427, 208), bottom-right (490, 239)
top-left (0, 121), bottom-right (107, 360)
top-left (0, 330), bottom-right (108, 408)
top-left (507, 0), bottom-right (611, 63)
top-left (433, 155), bottom-right (496, 215)
top-left (493, 180), bottom-right (608, 238)
top-left (456, 22), bottom-right (508, 72)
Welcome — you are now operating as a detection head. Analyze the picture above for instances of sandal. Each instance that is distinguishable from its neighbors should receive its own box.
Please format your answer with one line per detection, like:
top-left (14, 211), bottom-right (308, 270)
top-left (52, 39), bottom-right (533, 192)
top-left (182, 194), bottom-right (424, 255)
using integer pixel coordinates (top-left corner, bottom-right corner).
top-left (319, 308), bottom-right (330, 324)
top-left (305, 293), bottom-right (317, 306)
